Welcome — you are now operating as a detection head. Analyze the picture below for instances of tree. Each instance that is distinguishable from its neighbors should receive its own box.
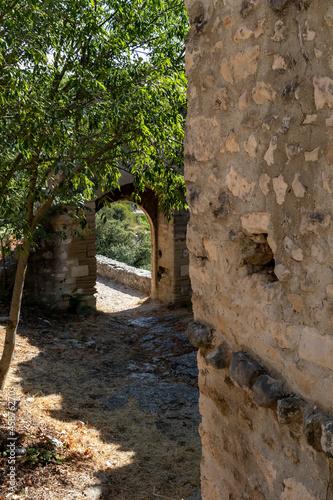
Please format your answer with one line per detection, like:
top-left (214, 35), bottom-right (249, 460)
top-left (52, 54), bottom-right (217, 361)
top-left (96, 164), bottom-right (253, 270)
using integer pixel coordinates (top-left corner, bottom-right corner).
top-left (0, 0), bottom-right (188, 389)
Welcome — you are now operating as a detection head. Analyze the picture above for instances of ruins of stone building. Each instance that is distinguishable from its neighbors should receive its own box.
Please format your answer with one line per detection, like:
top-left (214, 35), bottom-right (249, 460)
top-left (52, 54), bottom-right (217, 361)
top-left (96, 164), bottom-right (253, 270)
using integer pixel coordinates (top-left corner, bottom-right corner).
top-left (184, 0), bottom-right (333, 498)
top-left (23, 177), bottom-right (190, 308)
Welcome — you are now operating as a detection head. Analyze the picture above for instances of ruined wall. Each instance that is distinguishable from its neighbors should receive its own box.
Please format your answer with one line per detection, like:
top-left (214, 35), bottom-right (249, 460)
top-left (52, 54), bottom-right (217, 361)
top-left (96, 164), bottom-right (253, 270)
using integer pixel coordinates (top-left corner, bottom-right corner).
top-left (23, 202), bottom-right (190, 309)
top-left (157, 209), bottom-right (191, 303)
top-left (184, 0), bottom-right (333, 498)
top-left (96, 255), bottom-right (151, 294)
top-left (25, 203), bottom-right (97, 309)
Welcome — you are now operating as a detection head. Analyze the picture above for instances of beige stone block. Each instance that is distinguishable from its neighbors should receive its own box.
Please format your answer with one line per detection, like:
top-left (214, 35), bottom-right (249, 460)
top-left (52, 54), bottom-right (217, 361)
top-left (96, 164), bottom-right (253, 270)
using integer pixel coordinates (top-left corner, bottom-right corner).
top-left (244, 134), bottom-right (258, 158)
top-left (313, 76), bottom-right (333, 110)
top-left (303, 21), bottom-right (316, 41)
top-left (283, 237), bottom-right (303, 262)
top-left (264, 136), bottom-right (278, 166)
top-left (280, 477), bottom-right (315, 500)
top-left (287, 294), bottom-right (304, 313)
top-left (220, 130), bottom-right (240, 154)
top-left (221, 46), bottom-right (260, 84)
top-left (304, 147), bottom-right (320, 162)
top-left (299, 329), bottom-right (333, 371)
top-left (252, 82), bottom-right (276, 105)
top-left (321, 171), bottom-right (332, 193)
top-left (234, 26), bottom-right (253, 43)
top-left (303, 114), bottom-right (317, 124)
top-left (71, 265), bottom-right (89, 278)
top-left (272, 55), bottom-right (287, 72)
top-left (241, 212), bottom-right (271, 234)
top-left (291, 174), bottom-right (306, 198)
top-left (285, 364), bottom-right (317, 399)
top-left (271, 20), bottom-right (287, 42)
top-left (273, 175), bottom-right (288, 205)
top-left (326, 284), bottom-right (333, 299)
top-left (226, 167), bottom-right (255, 202)
top-left (239, 91), bottom-right (248, 110)
top-left (203, 237), bottom-right (218, 262)
top-left (267, 236), bottom-right (277, 254)
top-left (270, 322), bottom-right (292, 350)
top-left (259, 173), bottom-right (271, 196)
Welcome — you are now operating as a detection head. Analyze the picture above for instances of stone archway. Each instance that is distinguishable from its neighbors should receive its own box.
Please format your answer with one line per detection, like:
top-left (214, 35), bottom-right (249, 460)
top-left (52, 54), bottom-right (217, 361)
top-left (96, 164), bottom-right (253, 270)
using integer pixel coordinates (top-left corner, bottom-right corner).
top-left (23, 183), bottom-right (191, 309)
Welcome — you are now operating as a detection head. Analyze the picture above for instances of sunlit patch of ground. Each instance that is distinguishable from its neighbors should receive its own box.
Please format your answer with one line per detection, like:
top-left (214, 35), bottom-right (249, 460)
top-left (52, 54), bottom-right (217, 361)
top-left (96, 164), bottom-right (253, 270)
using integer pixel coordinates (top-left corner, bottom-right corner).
top-left (0, 279), bottom-right (201, 500)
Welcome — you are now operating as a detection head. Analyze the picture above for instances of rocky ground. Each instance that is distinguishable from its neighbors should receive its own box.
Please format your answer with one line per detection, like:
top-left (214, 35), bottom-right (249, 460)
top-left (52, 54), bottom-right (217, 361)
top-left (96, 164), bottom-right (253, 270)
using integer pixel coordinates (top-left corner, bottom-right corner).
top-left (0, 278), bottom-right (202, 500)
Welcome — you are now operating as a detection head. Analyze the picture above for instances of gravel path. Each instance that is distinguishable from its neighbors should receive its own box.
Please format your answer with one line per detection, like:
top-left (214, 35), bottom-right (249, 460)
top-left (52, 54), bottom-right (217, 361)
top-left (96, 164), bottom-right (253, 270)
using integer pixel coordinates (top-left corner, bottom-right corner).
top-left (0, 277), bottom-right (202, 500)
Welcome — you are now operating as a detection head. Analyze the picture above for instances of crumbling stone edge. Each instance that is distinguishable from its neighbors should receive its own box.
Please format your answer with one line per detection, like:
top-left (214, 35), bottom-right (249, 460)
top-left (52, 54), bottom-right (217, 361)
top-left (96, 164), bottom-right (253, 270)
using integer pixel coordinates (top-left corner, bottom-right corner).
top-left (186, 321), bottom-right (333, 459)
top-left (96, 255), bottom-right (151, 294)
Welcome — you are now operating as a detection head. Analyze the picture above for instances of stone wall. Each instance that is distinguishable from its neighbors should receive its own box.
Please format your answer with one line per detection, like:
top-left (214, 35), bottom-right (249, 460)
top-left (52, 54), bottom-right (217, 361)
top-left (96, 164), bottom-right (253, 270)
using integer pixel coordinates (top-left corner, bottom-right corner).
top-left (21, 200), bottom-right (191, 309)
top-left (157, 208), bottom-right (191, 303)
top-left (25, 203), bottom-right (97, 309)
top-left (96, 255), bottom-right (151, 294)
top-left (184, 0), bottom-right (333, 498)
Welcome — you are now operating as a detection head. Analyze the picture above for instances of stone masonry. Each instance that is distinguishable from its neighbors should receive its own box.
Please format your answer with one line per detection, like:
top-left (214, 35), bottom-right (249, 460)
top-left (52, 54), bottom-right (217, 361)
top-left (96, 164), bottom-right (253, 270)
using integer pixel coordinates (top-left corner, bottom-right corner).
top-left (23, 188), bottom-right (191, 308)
top-left (184, 0), bottom-right (333, 498)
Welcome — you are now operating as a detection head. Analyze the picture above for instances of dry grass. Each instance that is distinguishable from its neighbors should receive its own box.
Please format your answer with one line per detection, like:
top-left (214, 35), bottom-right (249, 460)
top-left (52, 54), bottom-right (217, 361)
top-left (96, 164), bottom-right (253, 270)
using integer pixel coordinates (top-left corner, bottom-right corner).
top-left (0, 286), bottom-right (201, 500)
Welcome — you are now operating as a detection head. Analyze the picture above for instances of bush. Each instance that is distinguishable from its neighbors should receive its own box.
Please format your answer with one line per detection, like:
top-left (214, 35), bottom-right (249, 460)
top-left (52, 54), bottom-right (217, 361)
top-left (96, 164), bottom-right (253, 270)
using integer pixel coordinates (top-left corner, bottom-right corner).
top-left (96, 202), bottom-right (151, 270)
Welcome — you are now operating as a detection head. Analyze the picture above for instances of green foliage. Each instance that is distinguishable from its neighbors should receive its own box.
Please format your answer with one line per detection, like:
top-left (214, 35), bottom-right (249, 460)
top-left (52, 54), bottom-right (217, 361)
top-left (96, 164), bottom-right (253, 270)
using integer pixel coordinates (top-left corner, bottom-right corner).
top-left (0, 0), bottom-right (188, 243)
top-left (96, 202), bottom-right (151, 270)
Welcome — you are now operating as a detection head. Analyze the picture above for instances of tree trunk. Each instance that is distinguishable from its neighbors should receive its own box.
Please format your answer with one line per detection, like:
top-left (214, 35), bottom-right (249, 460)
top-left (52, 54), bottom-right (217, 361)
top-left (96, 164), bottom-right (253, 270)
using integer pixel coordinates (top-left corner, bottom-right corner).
top-left (0, 239), bottom-right (30, 390)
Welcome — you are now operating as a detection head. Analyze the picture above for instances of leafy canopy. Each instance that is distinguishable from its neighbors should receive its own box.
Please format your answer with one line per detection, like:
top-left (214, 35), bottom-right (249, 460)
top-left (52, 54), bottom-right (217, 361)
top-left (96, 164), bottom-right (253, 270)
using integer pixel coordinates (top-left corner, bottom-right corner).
top-left (0, 0), bottom-right (188, 241)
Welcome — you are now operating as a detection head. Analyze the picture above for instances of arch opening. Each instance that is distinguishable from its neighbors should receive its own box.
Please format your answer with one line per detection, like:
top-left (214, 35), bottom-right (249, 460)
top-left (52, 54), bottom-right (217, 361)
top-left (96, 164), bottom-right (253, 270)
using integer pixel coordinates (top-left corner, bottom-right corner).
top-left (95, 201), bottom-right (152, 272)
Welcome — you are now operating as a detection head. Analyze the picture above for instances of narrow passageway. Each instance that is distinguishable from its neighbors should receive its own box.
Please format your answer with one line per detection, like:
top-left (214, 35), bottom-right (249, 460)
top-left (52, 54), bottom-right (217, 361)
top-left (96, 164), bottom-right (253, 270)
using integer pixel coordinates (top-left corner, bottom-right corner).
top-left (0, 278), bottom-right (202, 500)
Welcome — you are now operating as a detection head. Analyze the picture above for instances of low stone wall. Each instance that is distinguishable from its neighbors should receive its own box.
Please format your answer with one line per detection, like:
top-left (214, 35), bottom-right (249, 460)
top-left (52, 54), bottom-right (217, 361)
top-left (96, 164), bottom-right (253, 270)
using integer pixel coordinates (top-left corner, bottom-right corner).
top-left (96, 255), bottom-right (151, 295)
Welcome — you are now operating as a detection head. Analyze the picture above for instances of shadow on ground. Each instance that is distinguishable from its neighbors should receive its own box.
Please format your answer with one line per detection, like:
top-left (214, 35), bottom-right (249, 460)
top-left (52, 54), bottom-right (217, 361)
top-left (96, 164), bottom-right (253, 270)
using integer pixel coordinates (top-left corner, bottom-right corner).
top-left (3, 279), bottom-right (202, 500)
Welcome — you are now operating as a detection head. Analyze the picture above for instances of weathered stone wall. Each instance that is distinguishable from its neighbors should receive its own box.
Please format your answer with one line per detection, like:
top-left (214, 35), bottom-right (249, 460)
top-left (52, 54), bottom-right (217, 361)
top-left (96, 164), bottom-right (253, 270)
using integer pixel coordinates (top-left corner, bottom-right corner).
top-left (25, 203), bottom-right (97, 309)
top-left (96, 255), bottom-right (151, 294)
top-left (184, 0), bottom-right (333, 498)
top-left (157, 208), bottom-right (191, 303)
top-left (22, 200), bottom-right (190, 308)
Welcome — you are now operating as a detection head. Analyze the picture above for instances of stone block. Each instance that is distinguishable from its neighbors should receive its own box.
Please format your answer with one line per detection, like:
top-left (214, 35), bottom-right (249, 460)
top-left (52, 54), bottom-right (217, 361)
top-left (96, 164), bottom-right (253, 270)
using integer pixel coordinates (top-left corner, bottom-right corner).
top-left (71, 265), bottom-right (89, 278)
top-left (252, 374), bottom-right (285, 408)
top-left (180, 265), bottom-right (189, 276)
top-left (205, 343), bottom-right (231, 369)
top-left (186, 321), bottom-right (213, 348)
top-left (277, 396), bottom-right (305, 424)
top-left (228, 352), bottom-right (264, 389)
top-left (321, 418), bottom-right (333, 457)
top-left (303, 405), bottom-right (326, 450)
top-left (298, 329), bottom-right (333, 371)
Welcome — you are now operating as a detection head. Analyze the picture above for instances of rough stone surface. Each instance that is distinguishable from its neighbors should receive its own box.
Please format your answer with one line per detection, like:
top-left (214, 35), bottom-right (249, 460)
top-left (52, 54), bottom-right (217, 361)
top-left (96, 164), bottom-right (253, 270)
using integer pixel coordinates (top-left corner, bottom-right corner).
top-left (277, 396), bottom-right (305, 424)
top-left (186, 321), bottom-right (213, 348)
top-left (185, 0), bottom-right (333, 497)
top-left (321, 419), bottom-right (333, 458)
top-left (252, 374), bottom-right (285, 408)
top-left (303, 405), bottom-right (326, 451)
top-left (228, 352), bottom-right (264, 389)
top-left (97, 255), bottom-right (151, 294)
top-left (205, 344), bottom-right (231, 370)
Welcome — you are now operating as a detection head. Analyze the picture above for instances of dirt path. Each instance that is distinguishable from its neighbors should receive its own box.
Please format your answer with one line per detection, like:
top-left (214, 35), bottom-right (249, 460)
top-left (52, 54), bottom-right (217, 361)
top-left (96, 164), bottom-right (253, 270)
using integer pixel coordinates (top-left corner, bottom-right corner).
top-left (0, 278), bottom-right (201, 500)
